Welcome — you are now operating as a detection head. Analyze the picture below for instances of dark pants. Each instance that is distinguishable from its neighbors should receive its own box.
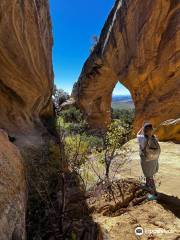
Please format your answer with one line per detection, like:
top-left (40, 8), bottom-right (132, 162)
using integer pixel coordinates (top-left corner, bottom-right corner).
top-left (146, 177), bottom-right (156, 194)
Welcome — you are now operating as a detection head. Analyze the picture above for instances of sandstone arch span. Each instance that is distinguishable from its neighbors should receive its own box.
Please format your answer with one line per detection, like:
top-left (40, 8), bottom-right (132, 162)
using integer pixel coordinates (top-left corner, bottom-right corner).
top-left (72, 0), bottom-right (180, 134)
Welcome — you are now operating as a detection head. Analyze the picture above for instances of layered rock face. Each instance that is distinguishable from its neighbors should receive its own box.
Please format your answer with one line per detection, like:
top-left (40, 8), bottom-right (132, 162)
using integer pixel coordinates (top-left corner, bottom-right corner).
top-left (0, 0), bottom-right (54, 134)
top-left (0, 130), bottom-right (26, 239)
top-left (0, 1), bottom-right (54, 238)
top-left (72, 0), bottom-right (180, 140)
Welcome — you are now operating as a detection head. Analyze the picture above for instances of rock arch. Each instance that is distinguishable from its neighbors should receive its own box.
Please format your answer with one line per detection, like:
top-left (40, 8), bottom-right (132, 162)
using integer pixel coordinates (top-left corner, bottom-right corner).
top-left (72, 0), bottom-right (180, 133)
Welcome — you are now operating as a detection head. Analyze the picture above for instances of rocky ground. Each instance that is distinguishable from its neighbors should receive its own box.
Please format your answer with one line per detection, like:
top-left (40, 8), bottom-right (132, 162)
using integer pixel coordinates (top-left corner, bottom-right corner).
top-left (83, 139), bottom-right (180, 240)
top-left (93, 200), bottom-right (180, 240)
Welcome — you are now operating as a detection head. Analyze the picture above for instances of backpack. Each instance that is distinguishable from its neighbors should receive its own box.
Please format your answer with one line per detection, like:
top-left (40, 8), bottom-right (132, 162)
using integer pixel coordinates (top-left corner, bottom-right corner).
top-left (144, 135), bottom-right (161, 161)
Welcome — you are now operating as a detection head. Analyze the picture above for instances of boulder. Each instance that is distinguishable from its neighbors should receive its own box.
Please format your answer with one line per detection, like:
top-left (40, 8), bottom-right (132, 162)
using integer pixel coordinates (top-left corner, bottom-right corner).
top-left (60, 98), bottom-right (76, 111)
top-left (155, 118), bottom-right (180, 142)
top-left (0, 130), bottom-right (26, 239)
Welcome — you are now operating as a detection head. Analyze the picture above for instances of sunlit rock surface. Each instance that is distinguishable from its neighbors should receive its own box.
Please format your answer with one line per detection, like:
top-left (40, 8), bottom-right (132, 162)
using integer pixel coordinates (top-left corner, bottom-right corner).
top-left (0, 1), bottom-right (54, 238)
top-left (155, 118), bottom-right (180, 143)
top-left (0, 0), bottom-right (54, 135)
top-left (72, 0), bottom-right (180, 142)
top-left (0, 130), bottom-right (26, 239)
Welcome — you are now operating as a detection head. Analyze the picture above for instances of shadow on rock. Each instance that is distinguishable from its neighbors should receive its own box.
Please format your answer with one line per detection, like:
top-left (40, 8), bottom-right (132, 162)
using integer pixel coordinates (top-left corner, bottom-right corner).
top-left (157, 192), bottom-right (180, 218)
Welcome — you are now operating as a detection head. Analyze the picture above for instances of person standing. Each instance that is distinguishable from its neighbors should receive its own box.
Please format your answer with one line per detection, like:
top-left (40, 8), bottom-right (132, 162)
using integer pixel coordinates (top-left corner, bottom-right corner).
top-left (137, 123), bottom-right (161, 200)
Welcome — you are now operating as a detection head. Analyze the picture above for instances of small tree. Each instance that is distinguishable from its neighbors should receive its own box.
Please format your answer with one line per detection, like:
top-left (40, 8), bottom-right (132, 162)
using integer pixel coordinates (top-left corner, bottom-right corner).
top-left (103, 120), bottom-right (127, 179)
top-left (112, 108), bottom-right (135, 141)
top-left (57, 107), bottom-right (90, 176)
top-left (65, 134), bottom-right (89, 173)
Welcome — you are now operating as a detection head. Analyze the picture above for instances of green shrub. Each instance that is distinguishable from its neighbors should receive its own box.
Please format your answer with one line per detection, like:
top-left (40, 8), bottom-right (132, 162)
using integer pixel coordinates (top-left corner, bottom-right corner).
top-left (106, 120), bottom-right (127, 149)
top-left (57, 107), bottom-right (88, 134)
top-left (112, 109), bottom-right (135, 126)
top-left (82, 134), bottom-right (103, 150)
top-left (112, 109), bottom-right (135, 141)
top-left (65, 134), bottom-right (89, 171)
top-left (60, 106), bottom-right (83, 123)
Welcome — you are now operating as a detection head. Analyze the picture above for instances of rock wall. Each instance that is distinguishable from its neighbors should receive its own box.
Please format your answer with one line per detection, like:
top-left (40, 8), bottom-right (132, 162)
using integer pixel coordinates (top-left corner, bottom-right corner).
top-left (0, 130), bottom-right (26, 240)
top-left (0, 0), bottom-right (54, 135)
top-left (155, 118), bottom-right (180, 143)
top-left (72, 0), bottom-right (180, 139)
top-left (0, 1), bottom-right (54, 238)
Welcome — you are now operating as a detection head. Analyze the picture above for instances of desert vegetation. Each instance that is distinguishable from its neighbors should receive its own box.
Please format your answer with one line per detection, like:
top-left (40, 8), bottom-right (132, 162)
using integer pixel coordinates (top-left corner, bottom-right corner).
top-left (55, 93), bottom-right (135, 183)
top-left (26, 85), bottom-right (180, 239)
top-left (27, 87), bottom-right (137, 239)
top-left (0, 0), bottom-right (179, 239)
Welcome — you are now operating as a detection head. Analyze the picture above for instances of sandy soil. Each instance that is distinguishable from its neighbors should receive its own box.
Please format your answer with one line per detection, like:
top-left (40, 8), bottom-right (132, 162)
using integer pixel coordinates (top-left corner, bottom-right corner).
top-left (118, 139), bottom-right (180, 198)
top-left (94, 200), bottom-right (180, 240)
top-left (90, 140), bottom-right (180, 240)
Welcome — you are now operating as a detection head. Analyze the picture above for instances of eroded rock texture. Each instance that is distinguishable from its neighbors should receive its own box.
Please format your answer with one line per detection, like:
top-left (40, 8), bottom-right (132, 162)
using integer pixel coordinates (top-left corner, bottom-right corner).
top-left (72, 0), bottom-right (180, 140)
top-left (0, 0), bottom-right (54, 134)
top-left (155, 118), bottom-right (180, 142)
top-left (0, 130), bottom-right (26, 240)
top-left (0, 1), bottom-right (54, 238)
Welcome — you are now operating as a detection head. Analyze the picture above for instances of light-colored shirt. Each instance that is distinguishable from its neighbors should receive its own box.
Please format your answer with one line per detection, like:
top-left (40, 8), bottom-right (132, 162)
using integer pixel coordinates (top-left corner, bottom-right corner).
top-left (137, 134), bottom-right (146, 151)
top-left (137, 134), bottom-right (159, 151)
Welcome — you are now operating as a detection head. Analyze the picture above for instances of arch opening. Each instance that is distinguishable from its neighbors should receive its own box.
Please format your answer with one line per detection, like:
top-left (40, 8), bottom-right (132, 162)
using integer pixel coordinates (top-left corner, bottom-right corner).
top-left (111, 82), bottom-right (134, 111)
top-left (111, 82), bottom-right (135, 134)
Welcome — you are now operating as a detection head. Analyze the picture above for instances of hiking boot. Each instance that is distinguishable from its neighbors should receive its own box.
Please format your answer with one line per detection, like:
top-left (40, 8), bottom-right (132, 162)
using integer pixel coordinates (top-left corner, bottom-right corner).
top-left (147, 193), bottom-right (158, 201)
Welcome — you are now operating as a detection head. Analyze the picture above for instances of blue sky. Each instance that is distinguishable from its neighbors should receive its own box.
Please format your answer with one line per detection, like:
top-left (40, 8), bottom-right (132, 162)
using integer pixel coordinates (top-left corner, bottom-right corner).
top-left (49, 0), bottom-right (130, 96)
